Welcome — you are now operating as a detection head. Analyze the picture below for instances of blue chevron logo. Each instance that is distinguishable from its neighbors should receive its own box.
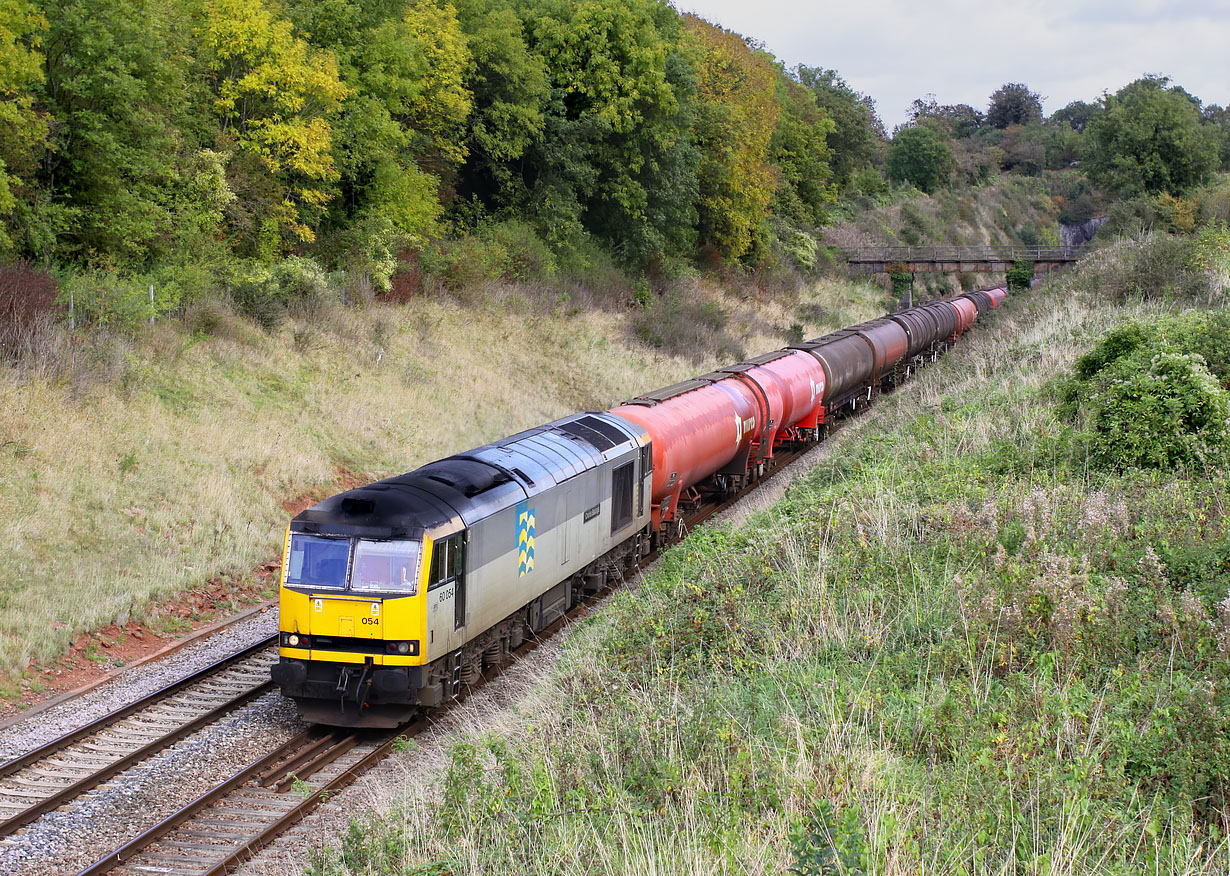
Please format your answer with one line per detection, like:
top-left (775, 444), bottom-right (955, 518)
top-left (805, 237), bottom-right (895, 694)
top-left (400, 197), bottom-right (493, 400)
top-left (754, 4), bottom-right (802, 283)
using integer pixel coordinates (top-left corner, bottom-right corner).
top-left (516, 500), bottom-right (535, 576)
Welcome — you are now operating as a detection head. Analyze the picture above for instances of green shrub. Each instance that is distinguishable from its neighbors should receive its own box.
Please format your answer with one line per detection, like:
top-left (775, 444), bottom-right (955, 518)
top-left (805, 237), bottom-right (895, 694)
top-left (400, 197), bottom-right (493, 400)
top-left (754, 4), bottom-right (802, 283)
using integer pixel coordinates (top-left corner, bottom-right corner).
top-left (775, 225), bottom-right (819, 271)
top-left (1063, 312), bottom-right (1230, 471)
top-left (631, 285), bottom-right (742, 363)
top-left (848, 166), bottom-right (891, 202)
top-left (231, 256), bottom-right (336, 329)
top-left (1191, 222), bottom-right (1229, 304)
top-left (489, 220), bottom-right (556, 281)
top-left (1072, 320), bottom-right (1153, 379)
top-left (1006, 258), bottom-right (1034, 292)
top-left (1073, 312), bottom-right (1230, 383)
top-left (554, 234), bottom-right (633, 302)
top-left (428, 221), bottom-right (558, 295)
top-left (59, 270), bottom-right (186, 333)
top-left (897, 201), bottom-right (934, 246)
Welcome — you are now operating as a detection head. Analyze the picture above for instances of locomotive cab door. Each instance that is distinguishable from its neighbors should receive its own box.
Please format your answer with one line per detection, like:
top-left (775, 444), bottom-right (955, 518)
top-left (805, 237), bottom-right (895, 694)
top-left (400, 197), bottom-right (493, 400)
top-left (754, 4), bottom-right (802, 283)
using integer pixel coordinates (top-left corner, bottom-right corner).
top-left (426, 531), bottom-right (466, 656)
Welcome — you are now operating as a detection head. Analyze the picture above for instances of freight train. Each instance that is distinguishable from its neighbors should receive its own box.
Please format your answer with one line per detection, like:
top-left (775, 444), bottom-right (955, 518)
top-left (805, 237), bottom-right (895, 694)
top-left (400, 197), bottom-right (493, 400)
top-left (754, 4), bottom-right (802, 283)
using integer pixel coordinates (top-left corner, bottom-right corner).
top-left (271, 287), bottom-right (1007, 726)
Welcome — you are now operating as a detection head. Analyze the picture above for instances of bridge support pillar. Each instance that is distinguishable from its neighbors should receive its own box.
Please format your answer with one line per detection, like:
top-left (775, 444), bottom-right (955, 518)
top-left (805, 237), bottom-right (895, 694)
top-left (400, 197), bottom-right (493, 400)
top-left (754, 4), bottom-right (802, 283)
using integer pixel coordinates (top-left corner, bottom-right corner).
top-left (887, 263), bottom-right (913, 310)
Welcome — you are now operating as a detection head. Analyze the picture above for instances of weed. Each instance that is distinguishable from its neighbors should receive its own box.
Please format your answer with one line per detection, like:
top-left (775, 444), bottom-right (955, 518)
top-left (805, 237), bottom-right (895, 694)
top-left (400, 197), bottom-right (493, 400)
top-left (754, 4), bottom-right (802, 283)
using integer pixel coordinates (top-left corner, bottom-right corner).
top-left (117, 452), bottom-right (139, 477)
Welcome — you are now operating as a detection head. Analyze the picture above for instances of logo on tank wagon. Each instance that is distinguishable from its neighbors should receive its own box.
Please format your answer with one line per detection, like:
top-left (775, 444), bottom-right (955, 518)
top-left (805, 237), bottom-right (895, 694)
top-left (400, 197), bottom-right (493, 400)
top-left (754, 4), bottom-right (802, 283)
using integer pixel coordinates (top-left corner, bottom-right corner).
top-left (515, 500), bottom-right (536, 577)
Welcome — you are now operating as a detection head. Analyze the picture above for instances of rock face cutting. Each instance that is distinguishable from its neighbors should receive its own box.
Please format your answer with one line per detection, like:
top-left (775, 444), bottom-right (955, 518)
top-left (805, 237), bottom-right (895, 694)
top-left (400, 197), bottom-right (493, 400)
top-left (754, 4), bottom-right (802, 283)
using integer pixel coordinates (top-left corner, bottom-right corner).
top-left (1060, 216), bottom-right (1106, 248)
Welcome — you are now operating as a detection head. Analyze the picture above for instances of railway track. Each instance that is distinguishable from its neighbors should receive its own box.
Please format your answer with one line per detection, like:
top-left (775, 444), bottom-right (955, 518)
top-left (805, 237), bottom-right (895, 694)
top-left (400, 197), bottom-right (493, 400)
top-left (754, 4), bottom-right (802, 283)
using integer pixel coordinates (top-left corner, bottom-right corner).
top-left (0, 636), bottom-right (279, 841)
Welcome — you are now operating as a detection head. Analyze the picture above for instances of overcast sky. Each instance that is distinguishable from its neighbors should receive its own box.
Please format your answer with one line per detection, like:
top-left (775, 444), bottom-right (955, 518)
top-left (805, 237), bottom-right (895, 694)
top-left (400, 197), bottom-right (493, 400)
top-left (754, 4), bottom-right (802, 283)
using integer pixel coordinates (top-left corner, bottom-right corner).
top-left (676, 0), bottom-right (1229, 130)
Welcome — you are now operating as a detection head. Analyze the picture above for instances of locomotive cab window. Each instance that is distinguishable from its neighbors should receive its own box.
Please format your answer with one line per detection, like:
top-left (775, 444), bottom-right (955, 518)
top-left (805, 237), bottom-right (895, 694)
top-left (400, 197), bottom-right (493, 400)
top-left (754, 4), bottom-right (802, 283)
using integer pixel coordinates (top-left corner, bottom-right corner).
top-left (351, 540), bottom-right (420, 594)
top-left (611, 461), bottom-right (634, 534)
top-left (286, 534), bottom-right (348, 589)
top-left (428, 535), bottom-right (463, 591)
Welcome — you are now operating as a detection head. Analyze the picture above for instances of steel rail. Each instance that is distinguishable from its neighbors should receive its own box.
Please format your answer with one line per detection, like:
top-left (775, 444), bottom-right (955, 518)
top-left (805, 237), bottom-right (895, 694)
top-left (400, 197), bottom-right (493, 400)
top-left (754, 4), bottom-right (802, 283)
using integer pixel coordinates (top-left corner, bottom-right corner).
top-left (67, 425), bottom-right (849, 876)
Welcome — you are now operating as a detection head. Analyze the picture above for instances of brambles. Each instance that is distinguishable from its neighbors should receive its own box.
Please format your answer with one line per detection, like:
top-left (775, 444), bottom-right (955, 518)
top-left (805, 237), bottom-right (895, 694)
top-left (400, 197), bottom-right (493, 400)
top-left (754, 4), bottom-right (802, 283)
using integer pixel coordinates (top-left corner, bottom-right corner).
top-left (1063, 313), bottom-right (1230, 471)
top-left (0, 262), bottom-right (58, 362)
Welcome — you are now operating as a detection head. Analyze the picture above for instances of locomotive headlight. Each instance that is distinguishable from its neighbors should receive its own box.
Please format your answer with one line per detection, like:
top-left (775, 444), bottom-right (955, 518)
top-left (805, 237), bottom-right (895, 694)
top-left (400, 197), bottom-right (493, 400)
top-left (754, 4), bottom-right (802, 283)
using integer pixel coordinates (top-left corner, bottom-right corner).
top-left (385, 641), bottom-right (415, 655)
top-left (285, 633), bottom-right (303, 648)
top-left (397, 642), bottom-right (410, 654)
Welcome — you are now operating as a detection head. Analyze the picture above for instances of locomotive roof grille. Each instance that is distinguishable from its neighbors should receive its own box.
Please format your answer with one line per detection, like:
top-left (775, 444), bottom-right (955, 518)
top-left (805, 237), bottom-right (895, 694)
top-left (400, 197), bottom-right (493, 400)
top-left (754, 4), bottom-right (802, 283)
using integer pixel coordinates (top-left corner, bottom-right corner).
top-left (557, 420), bottom-right (616, 452)
top-left (576, 414), bottom-right (632, 446)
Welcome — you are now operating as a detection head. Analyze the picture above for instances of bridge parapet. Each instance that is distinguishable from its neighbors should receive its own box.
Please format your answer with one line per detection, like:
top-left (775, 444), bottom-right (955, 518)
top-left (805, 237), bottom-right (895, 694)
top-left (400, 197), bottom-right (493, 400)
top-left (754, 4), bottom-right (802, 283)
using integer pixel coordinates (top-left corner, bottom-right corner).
top-left (842, 245), bottom-right (1085, 264)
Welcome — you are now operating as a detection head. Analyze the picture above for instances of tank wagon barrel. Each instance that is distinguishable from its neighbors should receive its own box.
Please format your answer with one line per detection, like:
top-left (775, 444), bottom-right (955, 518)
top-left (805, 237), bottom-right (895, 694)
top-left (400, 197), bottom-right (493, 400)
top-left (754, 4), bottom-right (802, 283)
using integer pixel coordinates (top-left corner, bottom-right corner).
top-left (271, 289), bottom-right (1008, 726)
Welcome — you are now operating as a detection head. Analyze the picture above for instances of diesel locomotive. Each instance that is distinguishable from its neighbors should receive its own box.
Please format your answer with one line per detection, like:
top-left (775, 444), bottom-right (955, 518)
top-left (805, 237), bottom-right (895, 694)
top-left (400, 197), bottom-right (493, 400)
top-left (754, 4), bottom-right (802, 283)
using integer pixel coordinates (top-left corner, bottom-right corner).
top-left (271, 287), bottom-right (1007, 726)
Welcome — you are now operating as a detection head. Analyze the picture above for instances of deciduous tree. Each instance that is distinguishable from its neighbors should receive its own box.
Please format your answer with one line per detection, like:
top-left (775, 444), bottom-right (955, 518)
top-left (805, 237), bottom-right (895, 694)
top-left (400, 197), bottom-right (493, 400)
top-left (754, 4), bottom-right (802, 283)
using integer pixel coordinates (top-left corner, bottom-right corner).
top-left (794, 65), bottom-right (884, 186)
top-left (1085, 76), bottom-right (1219, 196)
top-left (885, 126), bottom-right (953, 193)
top-left (194, 0), bottom-right (348, 247)
top-left (519, 0), bottom-right (697, 263)
top-left (684, 14), bottom-right (778, 260)
top-left (987, 82), bottom-right (1042, 129)
top-left (453, 0), bottom-right (548, 211)
top-left (0, 0), bottom-right (47, 252)
top-left (37, 0), bottom-right (201, 263)
top-left (770, 72), bottom-right (835, 226)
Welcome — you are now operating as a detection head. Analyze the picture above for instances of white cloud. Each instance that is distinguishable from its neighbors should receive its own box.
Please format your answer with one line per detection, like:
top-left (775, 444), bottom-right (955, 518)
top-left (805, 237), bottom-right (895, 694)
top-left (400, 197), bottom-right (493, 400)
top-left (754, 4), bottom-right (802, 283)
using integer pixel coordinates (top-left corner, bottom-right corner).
top-left (677, 0), bottom-right (1230, 127)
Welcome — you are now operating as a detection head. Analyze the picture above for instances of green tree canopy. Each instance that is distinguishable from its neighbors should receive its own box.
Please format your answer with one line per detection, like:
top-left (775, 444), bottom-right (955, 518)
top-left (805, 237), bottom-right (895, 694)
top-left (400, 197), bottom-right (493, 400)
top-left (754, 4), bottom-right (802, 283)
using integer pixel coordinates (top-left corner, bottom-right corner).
top-left (770, 72), bottom-right (835, 226)
top-left (518, 0), bottom-right (697, 262)
top-left (987, 82), bottom-right (1042, 129)
top-left (37, 0), bottom-right (197, 263)
top-left (1201, 104), bottom-right (1230, 171)
top-left (683, 14), bottom-right (779, 261)
top-left (1085, 76), bottom-right (1220, 196)
top-left (908, 95), bottom-right (984, 139)
top-left (885, 125), bottom-right (953, 193)
top-left (0, 0), bottom-right (47, 252)
top-left (452, 0), bottom-right (548, 212)
top-left (193, 0), bottom-right (348, 248)
top-left (794, 65), bottom-right (883, 186)
top-left (1050, 99), bottom-right (1100, 132)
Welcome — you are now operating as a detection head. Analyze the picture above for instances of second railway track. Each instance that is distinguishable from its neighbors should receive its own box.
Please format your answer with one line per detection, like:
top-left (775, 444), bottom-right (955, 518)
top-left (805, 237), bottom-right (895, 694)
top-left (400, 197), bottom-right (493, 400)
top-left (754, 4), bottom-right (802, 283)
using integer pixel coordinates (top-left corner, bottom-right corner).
top-left (0, 636), bottom-right (279, 841)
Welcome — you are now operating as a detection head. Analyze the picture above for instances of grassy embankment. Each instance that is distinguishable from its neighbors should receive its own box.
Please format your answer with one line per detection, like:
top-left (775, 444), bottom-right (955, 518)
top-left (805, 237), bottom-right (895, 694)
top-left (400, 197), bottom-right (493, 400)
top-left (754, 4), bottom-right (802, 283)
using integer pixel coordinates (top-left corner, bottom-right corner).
top-left (310, 234), bottom-right (1230, 875)
top-left (0, 276), bottom-right (884, 693)
top-left (824, 175), bottom-right (1065, 296)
